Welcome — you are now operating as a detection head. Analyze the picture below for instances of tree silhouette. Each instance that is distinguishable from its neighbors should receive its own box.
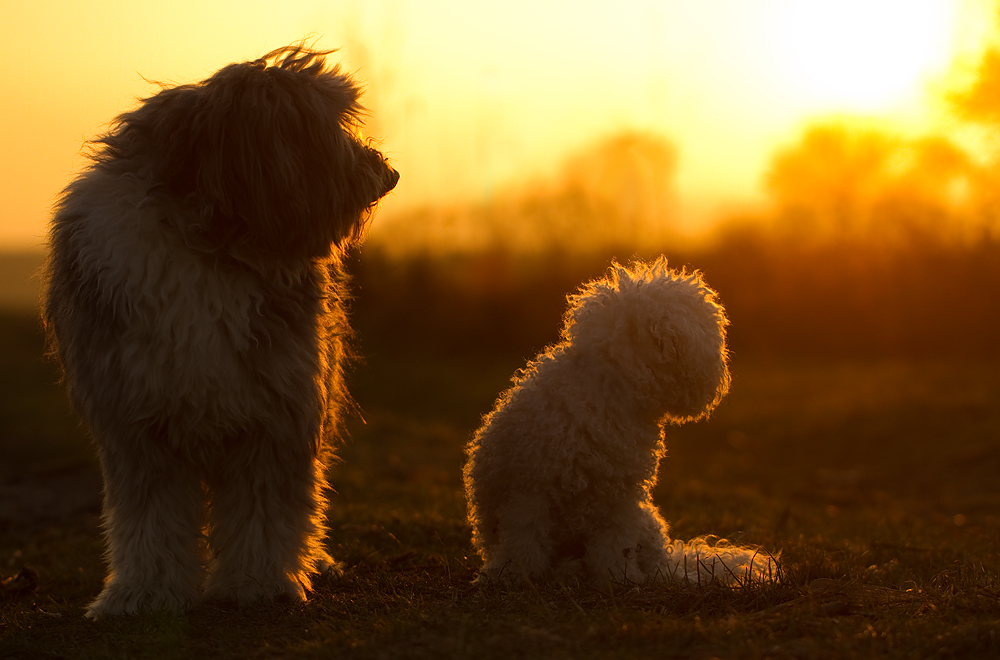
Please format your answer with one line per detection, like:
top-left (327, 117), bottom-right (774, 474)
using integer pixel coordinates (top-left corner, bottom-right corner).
top-left (951, 48), bottom-right (1000, 124)
top-left (511, 131), bottom-right (678, 251)
top-left (766, 123), bottom-right (895, 235)
top-left (765, 122), bottom-right (972, 243)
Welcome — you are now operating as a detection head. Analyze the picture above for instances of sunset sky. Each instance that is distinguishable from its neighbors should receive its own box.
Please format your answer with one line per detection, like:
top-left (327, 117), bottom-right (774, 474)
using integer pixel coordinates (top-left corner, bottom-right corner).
top-left (0, 0), bottom-right (993, 250)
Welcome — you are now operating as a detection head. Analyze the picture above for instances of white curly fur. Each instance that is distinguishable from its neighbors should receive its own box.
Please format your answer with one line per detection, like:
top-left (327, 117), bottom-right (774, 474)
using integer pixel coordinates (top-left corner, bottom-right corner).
top-left (464, 257), bottom-right (778, 587)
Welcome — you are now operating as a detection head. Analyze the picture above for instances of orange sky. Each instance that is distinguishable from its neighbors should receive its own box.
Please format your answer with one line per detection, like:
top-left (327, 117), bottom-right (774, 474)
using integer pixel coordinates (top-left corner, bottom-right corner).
top-left (0, 0), bottom-right (992, 250)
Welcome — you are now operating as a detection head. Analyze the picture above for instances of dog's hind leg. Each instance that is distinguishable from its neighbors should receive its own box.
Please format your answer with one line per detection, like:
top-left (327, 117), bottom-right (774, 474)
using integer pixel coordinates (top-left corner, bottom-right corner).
top-left (582, 499), bottom-right (670, 587)
top-left (202, 437), bottom-right (331, 606)
top-left (87, 437), bottom-right (206, 618)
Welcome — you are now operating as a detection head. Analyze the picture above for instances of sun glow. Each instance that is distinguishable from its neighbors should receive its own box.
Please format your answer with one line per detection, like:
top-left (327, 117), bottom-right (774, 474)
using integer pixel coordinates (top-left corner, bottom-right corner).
top-left (0, 0), bottom-right (993, 250)
top-left (766, 0), bottom-right (956, 112)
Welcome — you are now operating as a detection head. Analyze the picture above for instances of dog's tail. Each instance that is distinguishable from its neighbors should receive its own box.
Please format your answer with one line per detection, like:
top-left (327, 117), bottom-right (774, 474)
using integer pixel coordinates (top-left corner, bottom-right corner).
top-left (659, 536), bottom-right (781, 587)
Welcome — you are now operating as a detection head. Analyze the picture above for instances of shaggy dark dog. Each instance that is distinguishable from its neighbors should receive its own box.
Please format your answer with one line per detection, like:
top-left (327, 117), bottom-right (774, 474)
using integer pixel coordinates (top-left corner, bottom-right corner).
top-left (43, 45), bottom-right (398, 618)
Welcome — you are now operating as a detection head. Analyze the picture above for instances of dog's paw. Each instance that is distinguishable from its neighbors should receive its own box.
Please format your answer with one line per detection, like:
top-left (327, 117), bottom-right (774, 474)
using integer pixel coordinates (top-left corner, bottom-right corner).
top-left (472, 565), bottom-right (523, 588)
top-left (86, 581), bottom-right (194, 619)
top-left (316, 556), bottom-right (344, 578)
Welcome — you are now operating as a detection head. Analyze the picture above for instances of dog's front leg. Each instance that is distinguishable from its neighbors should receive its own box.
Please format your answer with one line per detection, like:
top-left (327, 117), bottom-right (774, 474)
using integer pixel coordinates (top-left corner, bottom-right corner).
top-left (87, 436), bottom-right (206, 618)
top-left (202, 436), bottom-right (332, 606)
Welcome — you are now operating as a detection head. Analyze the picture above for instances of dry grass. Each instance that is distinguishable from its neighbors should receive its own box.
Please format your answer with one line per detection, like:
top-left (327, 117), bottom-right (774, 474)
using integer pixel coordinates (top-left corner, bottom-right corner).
top-left (2, 311), bottom-right (1000, 659)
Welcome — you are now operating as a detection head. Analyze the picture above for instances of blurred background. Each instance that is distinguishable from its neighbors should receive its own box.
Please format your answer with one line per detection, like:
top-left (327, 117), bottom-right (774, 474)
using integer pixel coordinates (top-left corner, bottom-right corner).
top-left (2, 0), bottom-right (1000, 360)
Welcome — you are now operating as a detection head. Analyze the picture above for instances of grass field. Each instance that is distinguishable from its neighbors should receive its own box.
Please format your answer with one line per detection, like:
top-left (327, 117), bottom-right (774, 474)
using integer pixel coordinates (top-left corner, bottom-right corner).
top-left (2, 306), bottom-right (1000, 659)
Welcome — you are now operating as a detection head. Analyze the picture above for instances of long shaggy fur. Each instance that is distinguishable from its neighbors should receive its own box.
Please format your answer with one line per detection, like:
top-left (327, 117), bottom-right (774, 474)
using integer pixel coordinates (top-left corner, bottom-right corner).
top-left (464, 258), bottom-right (777, 587)
top-left (42, 45), bottom-right (398, 618)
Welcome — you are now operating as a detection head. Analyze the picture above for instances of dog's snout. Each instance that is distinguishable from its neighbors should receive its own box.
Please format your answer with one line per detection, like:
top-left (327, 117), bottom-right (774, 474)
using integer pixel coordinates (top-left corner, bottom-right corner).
top-left (367, 164), bottom-right (398, 206)
top-left (385, 167), bottom-right (400, 193)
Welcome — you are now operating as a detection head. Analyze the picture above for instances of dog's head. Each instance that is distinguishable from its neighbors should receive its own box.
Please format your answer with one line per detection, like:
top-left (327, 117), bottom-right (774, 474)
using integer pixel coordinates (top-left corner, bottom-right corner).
top-left (562, 257), bottom-right (730, 422)
top-left (97, 44), bottom-right (398, 260)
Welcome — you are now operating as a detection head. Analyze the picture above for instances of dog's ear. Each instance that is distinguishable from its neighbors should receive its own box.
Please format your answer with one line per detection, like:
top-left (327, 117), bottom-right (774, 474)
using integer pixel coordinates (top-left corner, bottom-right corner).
top-left (128, 46), bottom-right (396, 258)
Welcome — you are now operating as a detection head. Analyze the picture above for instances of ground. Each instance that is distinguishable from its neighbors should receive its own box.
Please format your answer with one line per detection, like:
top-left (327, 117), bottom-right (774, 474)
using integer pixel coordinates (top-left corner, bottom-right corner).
top-left (2, 309), bottom-right (1000, 659)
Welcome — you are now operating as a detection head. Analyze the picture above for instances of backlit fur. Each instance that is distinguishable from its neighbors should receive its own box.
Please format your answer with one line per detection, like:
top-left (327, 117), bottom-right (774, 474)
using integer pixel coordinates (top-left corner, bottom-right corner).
top-left (43, 45), bottom-right (398, 618)
top-left (464, 258), bottom-right (778, 587)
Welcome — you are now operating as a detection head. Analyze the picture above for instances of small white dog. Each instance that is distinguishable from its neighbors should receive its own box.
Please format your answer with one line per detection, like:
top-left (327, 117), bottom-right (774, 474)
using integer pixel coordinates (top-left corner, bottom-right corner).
top-left (464, 258), bottom-right (776, 587)
top-left (43, 45), bottom-right (398, 617)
